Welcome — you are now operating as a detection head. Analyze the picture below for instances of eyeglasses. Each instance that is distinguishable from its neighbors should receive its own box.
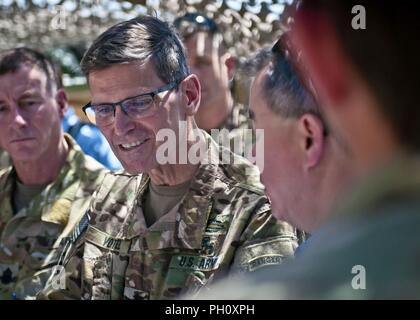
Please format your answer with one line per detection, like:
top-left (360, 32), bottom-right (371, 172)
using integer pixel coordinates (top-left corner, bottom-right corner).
top-left (82, 82), bottom-right (178, 126)
top-left (174, 13), bottom-right (219, 34)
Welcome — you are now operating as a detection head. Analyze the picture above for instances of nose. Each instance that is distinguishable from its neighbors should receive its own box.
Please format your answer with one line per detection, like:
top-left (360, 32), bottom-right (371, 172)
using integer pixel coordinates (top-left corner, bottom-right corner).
top-left (10, 105), bottom-right (28, 128)
top-left (113, 105), bottom-right (135, 136)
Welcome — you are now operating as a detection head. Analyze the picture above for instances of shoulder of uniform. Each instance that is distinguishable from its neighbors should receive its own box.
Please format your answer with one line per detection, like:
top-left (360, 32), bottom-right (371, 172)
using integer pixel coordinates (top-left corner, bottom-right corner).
top-left (91, 171), bottom-right (142, 203)
top-left (220, 151), bottom-right (265, 196)
top-left (81, 153), bottom-right (107, 173)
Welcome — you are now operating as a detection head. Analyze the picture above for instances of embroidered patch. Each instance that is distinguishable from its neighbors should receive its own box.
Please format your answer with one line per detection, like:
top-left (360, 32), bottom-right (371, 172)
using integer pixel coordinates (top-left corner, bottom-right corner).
top-left (169, 255), bottom-right (219, 271)
top-left (244, 254), bottom-right (283, 272)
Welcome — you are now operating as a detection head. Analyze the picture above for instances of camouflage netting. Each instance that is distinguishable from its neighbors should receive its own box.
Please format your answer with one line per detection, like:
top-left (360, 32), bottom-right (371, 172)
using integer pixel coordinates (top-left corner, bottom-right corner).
top-left (151, 0), bottom-right (295, 58)
top-left (0, 0), bottom-right (297, 106)
top-left (0, 0), bottom-right (296, 60)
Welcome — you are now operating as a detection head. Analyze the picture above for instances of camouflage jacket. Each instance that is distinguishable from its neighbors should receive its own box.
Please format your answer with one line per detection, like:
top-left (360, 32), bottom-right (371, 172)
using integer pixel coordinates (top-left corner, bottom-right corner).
top-left (40, 132), bottom-right (298, 300)
top-left (196, 154), bottom-right (420, 299)
top-left (0, 149), bottom-right (10, 171)
top-left (0, 134), bottom-right (106, 300)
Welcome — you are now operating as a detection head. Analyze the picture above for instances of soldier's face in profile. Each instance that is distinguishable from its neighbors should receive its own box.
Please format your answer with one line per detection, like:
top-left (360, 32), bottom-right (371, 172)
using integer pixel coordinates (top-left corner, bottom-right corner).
top-left (250, 64), bottom-right (351, 232)
top-left (249, 65), bottom-right (304, 225)
top-left (88, 62), bottom-right (185, 175)
top-left (0, 65), bottom-right (64, 163)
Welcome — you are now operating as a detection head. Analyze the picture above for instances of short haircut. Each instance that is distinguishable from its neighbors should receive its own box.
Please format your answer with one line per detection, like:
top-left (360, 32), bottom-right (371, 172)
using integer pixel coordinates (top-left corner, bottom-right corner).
top-left (242, 46), bottom-right (322, 120)
top-left (81, 15), bottom-right (189, 85)
top-left (0, 47), bottom-right (63, 91)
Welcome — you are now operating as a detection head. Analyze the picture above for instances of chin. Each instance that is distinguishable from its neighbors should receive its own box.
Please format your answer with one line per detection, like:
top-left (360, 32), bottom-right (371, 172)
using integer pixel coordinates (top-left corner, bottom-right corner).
top-left (9, 149), bottom-right (40, 162)
top-left (124, 161), bottom-right (158, 176)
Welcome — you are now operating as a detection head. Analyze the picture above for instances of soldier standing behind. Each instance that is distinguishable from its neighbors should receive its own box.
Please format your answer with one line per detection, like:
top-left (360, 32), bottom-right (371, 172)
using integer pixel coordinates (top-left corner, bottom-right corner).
top-left (174, 13), bottom-right (253, 154)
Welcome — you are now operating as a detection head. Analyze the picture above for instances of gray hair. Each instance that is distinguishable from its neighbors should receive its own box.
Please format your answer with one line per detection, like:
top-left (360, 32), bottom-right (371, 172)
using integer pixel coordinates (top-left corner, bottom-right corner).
top-left (242, 47), bottom-right (322, 120)
top-left (81, 15), bottom-right (189, 84)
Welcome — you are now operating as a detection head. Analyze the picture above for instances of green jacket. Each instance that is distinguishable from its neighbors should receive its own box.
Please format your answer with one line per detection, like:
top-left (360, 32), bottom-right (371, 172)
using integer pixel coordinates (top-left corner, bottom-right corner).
top-left (40, 132), bottom-right (298, 300)
top-left (0, 134), bottom-right (106, 300)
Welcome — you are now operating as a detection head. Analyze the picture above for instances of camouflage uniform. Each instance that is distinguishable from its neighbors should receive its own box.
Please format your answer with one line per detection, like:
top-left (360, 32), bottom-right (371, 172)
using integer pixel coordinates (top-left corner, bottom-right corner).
top-left (0, 134), bottom-right (106, 300)
top-left (40, 131), bottom-right (298, 300)
top-left (0, 149), bottom-right (10, 170)
top-left (196, 154), bottom-right (420, 299)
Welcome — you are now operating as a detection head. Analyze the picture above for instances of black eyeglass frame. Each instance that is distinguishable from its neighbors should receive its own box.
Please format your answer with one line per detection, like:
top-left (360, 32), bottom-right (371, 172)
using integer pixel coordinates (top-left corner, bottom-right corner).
top-left (82, 81), bottom-right (179, 124)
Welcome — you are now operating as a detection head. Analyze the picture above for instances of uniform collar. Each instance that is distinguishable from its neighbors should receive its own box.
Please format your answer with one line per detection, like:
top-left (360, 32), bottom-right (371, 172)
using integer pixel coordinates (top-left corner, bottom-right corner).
top-left (137, 130), bottom-right (225, 250)
top-left (0, 134), bottom-right (84, 225)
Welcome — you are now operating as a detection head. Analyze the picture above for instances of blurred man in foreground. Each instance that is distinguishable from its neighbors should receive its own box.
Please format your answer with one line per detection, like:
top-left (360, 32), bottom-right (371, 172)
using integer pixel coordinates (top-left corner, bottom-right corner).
top-left (174, 13), bottom-right (253, 152)
top-left (197, 1), bottom-right (420, 299)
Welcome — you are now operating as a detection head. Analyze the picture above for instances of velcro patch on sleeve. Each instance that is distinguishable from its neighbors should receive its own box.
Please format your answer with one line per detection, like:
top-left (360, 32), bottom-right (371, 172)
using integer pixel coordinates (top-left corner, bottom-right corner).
top-left (243, 254), bottom-right (283, 272)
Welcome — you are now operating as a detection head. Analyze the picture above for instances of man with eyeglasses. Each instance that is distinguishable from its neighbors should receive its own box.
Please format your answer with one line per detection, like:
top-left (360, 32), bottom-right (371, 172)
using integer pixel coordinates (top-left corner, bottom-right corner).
top-left (0, 48), bottom-right (106, 300)
top-left (174, 13), bottom-right (253, 155)
top-left (38, 15), bottom-right (299, 300)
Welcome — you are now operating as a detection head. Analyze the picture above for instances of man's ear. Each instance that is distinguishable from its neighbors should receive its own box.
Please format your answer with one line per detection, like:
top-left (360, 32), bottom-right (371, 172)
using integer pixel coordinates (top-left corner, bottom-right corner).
top-left (291, 8), bottom-right (351, 108)
top-left (180, 74), bottom-right (201, 116)
top-left (55, 88), bottom-right (68, 119)
top-left (298, 113), bottom-right (325, 170)
top-left (222, 53), bottom-right (236, 81)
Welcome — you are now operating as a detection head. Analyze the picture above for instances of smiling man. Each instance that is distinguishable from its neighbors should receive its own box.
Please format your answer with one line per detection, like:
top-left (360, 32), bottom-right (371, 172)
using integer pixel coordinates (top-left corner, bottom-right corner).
top-left (39, 15), bottom-right (299, 300)
top-left (0, 48), bottom-right (106, 300)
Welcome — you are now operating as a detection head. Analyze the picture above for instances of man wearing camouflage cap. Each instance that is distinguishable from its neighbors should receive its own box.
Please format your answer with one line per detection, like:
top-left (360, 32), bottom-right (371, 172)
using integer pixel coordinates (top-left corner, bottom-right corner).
top-left (0, 48), bottom-right (107, 300)
top-left (39, 15), bottom-right (298, 300)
